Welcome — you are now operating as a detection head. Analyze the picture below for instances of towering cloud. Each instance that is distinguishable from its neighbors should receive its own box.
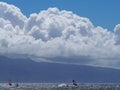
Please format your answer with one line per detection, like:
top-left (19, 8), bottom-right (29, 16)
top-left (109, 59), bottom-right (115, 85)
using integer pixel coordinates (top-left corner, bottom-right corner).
top-left (0, 2), bottom-right (120, 68)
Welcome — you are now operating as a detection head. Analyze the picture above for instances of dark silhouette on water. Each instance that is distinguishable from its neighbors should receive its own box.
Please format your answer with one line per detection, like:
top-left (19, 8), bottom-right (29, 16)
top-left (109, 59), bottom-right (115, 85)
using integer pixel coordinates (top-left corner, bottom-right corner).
top-left (72, 80), bottom-right (77, 86)
top-left (8, 80), bottom-right (12, 86)
top-left (15, 83), bottom-right (19, 87)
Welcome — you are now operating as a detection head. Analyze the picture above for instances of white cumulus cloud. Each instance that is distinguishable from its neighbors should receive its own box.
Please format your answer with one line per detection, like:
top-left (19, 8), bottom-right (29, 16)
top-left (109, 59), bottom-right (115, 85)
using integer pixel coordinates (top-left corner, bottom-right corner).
top-left (0, 2), bottom-right (120, 69)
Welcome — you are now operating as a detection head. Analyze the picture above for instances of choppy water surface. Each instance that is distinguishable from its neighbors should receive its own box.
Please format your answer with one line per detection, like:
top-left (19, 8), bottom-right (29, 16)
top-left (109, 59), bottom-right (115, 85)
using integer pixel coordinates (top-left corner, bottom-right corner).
top-left (0, 83), bottom-right (120, 90)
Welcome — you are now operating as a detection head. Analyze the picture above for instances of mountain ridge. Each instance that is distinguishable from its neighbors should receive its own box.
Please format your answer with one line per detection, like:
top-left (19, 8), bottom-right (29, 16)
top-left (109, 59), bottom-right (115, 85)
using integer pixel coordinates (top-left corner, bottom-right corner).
top-left (0, 56), bottom-right (120, 83)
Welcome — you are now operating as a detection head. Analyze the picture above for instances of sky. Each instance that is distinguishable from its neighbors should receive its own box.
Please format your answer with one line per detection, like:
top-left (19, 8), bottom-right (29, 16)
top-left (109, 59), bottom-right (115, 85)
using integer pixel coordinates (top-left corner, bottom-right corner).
top-left (0, 0), bottom-right (120, 69)
top-left (1, 0), bottom-right (120, 31)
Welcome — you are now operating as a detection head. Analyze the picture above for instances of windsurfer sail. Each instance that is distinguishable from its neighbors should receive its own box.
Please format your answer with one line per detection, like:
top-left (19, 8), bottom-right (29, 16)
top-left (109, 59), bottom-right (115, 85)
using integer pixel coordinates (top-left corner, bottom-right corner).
top-left (8, 80), bottom-right (12, 86)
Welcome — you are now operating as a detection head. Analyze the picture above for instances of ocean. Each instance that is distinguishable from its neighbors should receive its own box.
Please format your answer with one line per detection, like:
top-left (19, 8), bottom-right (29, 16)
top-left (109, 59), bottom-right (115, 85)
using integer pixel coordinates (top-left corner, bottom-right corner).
top-left (0, 83), bottom-right (120, 90)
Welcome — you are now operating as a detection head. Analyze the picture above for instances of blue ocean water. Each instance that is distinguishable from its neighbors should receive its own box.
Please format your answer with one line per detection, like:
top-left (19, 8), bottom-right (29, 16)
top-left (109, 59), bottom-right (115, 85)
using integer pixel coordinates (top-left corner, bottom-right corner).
top-left (0, 83), bottom-right (120, 90)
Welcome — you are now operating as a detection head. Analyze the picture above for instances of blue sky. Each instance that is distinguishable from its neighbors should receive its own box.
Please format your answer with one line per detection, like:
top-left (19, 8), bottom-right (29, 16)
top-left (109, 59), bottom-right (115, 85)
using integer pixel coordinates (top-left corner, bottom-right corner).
top-left (0, 0), bottom-right (120, 31)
